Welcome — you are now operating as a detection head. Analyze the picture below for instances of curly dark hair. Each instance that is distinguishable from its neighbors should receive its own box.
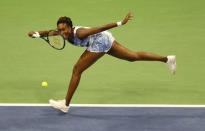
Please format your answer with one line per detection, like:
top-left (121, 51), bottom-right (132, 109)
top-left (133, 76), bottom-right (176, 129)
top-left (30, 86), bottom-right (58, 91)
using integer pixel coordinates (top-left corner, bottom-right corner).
top-left (57, 16), bottom-right (73, 27)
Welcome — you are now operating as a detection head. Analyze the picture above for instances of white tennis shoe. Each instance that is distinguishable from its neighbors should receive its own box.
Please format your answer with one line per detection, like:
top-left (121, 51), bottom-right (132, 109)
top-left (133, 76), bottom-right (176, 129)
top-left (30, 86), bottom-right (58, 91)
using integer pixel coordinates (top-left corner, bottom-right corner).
top-left (166, 55), bottom-right (176, 74)
top-left (49, 99), bottom-right (69, 113)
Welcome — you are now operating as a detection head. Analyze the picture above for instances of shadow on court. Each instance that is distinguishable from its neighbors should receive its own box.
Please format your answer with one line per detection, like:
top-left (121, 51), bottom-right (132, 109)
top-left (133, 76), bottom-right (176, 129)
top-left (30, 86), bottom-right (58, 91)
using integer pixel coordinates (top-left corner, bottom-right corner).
top-left (0, 106), bottom-right (205, 131)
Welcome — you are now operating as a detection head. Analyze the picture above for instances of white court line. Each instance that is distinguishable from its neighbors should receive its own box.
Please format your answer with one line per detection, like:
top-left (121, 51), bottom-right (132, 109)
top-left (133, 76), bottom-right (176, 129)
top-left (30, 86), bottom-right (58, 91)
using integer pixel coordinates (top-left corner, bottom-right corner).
top-left (0, 103), bottom-right (205, 107)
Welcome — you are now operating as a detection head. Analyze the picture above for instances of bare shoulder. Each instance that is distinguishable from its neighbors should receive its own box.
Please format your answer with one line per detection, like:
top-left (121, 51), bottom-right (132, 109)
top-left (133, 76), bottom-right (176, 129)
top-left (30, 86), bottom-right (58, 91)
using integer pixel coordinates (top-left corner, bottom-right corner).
top-left (75, 26), bottom-right (91, 39)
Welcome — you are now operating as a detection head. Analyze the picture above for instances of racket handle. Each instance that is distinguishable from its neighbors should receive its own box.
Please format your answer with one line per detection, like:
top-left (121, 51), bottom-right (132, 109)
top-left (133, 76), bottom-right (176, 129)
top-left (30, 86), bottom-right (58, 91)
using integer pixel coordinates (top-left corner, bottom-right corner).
top-left (32, 32), bottom-right (40, 38)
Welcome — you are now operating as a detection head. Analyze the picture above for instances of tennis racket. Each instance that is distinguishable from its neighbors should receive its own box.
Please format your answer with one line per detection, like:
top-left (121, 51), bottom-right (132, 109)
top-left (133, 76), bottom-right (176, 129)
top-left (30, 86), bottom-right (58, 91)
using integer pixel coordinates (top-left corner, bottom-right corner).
top-left (33, 30), bottom-right (66, 50)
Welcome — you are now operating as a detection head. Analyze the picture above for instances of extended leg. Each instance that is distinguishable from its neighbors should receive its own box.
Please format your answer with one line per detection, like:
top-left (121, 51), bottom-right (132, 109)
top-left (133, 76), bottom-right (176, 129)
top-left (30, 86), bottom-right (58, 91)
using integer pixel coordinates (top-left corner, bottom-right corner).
top-left (107, 41), bottom-right (167, 62)
top-left (107, 41), bottom-right (176, 74)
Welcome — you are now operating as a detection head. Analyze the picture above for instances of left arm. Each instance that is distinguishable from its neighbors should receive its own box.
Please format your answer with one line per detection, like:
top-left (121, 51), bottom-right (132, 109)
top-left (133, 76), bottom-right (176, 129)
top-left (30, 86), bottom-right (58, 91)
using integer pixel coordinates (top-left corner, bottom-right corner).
top-left (76, 12), bottom-right (133, 39)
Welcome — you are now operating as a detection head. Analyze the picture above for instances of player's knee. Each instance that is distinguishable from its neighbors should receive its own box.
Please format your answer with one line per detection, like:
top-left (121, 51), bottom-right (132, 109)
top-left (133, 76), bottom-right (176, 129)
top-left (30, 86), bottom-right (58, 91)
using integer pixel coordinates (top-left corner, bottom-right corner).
top-left (72, 64), bottom-right (83, 75)
top-left (136, 52), bottom-right (147, 60)
top-left (127, 54), bottom-right (140, 62)
top-left (127, 58), bottom-right (136, 62)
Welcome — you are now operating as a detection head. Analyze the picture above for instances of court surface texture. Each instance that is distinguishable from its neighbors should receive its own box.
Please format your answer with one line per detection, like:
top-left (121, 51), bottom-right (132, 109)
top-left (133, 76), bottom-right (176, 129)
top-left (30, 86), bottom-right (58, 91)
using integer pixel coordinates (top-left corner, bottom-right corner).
top-left (1, 104), bottom-right (205, 131)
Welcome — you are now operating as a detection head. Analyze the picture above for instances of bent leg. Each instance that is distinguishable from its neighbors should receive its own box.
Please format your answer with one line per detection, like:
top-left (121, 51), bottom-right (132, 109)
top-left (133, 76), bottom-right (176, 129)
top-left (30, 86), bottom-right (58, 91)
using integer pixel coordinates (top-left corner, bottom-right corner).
top-left (107, 41), bottom-right (167, 62)
top-left (65, 50), bottom-right (105, 106)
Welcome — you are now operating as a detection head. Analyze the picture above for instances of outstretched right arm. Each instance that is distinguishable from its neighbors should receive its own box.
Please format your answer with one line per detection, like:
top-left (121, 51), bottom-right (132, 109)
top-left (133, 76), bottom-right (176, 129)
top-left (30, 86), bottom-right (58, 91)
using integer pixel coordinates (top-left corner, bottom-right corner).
top-left (28, 31), bottom-right (49, 38)
top-left (28, 30), bottom-right (59, 38)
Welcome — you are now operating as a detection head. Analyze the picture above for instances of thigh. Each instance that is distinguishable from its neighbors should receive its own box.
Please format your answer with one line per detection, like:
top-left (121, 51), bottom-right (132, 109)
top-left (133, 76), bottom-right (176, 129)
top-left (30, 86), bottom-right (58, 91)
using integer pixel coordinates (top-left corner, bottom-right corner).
top-left (74, 50), bottom-right (105, 73)
top-left (107, 41), bottom-right (136, 60)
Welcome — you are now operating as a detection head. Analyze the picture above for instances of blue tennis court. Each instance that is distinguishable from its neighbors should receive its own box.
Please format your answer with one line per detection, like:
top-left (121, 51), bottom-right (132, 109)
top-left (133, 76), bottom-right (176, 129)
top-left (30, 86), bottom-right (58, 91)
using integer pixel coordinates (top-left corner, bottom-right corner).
top-left (0, 104), bottom-right (205, 131)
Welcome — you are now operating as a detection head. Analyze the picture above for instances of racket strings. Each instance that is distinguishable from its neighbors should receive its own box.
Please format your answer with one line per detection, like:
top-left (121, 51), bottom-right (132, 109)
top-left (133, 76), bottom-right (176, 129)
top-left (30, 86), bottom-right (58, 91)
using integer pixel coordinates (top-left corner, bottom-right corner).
top-left (49, 35), bottom-right (65, 49)
top-left (50, 36), bottom-right (61, 45)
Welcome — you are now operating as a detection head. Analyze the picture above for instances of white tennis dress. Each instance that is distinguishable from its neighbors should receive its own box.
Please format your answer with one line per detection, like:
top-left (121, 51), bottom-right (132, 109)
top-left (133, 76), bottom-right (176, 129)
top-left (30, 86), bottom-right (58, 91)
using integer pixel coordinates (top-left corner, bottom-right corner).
top-left (69, 26), bottom-right (115, 53)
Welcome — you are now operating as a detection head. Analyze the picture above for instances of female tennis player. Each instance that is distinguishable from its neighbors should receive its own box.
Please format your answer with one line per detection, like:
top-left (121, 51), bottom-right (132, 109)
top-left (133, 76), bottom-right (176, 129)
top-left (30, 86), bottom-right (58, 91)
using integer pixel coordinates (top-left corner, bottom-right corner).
top-left (28, 12), bottom-right (176, 113)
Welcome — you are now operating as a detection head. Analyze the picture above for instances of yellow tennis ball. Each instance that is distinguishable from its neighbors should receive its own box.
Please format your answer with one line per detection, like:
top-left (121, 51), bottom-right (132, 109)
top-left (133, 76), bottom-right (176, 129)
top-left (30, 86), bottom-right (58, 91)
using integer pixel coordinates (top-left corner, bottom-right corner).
top-left (41, 81), bottom-right (48, 88)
